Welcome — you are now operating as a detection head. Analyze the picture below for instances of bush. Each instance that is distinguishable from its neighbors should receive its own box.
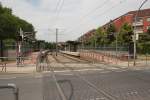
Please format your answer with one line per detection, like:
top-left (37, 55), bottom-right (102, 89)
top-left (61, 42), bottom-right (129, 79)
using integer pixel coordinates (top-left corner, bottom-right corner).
top-left (137, 42), bottom-right (150, 54)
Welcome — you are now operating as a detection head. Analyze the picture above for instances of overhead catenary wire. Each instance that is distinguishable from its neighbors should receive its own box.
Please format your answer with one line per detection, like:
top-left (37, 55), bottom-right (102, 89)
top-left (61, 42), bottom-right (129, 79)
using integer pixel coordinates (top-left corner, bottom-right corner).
top-left (80, 0), bottom-right (110, 20)
top-left (56, 0), bottom-right (65, 17)
top-left (54, 0), bottom-right (62, 12)
top-left (47, 0), bottom-right (65, 42)
top-left (53, 0), bottom-right (65, 26)
top-left (64, 0), bottom-right (127, 38)
top-left (64, 0), bottom-right (111, 34)
top-left (51, 0), bottom-right (113, 41)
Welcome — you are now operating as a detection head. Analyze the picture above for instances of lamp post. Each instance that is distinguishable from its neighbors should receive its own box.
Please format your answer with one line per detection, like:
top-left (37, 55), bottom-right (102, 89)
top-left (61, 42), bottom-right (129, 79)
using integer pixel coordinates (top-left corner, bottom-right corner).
top-left (133, 0), bottom-right (148, 66)
top-left (56, 28), bottom-right (58, 56)
top-left (115, 32), bottom-right (118, 64)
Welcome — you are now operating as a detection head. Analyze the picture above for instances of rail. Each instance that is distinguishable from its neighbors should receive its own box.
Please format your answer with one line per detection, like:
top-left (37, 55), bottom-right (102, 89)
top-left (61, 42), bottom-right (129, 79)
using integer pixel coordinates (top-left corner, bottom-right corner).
top-left (51, 54), bottom-right (117, 100)
top-left (0, 83), bottom-right (19, 100)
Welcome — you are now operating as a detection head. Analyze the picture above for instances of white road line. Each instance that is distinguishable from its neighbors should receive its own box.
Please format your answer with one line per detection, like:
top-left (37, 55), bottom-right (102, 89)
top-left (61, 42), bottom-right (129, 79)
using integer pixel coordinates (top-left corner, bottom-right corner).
top-left (57, 73), bottom-right (73, 76)
top-left (0, 77), bottom-right (16, 80)
top-left (34, 75), bottom-right (43, 78)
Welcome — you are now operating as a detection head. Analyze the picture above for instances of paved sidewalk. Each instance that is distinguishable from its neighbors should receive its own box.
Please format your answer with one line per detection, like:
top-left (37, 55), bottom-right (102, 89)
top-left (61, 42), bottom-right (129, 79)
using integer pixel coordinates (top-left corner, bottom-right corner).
top-left (104, 59), bottom-right (150, 70)
top-left (0, 52), bottom-right (39, 74)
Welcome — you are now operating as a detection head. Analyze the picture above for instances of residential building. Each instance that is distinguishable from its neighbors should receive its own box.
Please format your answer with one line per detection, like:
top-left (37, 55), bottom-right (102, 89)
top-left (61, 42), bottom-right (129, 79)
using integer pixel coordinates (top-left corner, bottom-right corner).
top-left (77, 29), bottom-right (96, 43)
top-left (103, 8), bottom-right (150, 34)
top-left (77, 8), bottom-right (150, 43)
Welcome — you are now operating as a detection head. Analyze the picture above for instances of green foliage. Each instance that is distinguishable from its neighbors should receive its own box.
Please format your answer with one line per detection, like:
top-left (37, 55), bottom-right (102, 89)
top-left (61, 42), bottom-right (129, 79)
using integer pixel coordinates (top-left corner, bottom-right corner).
top-left (44, 42), bottom-right (56, 49)
top-left (88, 24), bottom-right (116, 47)
top-left (106, 24), bottom-right (116, 43)
top-left (137, 42), bottom-right (150, 54)
top-left (83, 20), bottom-right (150, 55)
top-left (0, 3), bottom-right (34, 40)
top-left (147, 27), bottom-right (150, 35)
top-left (0, 12), bottom-right (18, 39)
top-left (95, 27), bottom-right (108, 46)
top-left (118, 23), bottom-right (133, 45)
top-left (139, 33), bottom-right (150, 42)
top-left (87, 36), bottom-right (95, 47)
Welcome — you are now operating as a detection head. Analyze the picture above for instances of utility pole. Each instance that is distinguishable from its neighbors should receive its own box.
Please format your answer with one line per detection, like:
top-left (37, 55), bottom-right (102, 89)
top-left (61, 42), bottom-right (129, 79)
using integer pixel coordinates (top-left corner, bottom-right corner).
top-left (133, 0), bottom-right (148, 66)
top-left (17, 28), bottom-right (23, 67)
top-left (94, 34), bottom-right (97, 49)
top-left (56, 28), bottom-right (58, 56)
top-left (115, 32), bottom-right (118, 64)
top-left (82, 35), bottom-right (84, 50)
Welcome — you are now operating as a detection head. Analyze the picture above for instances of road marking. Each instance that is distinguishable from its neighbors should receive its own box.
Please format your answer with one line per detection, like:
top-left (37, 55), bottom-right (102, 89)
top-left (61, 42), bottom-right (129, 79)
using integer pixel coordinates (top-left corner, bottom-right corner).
top-left (54, 70), bottom-right (71, 73)
top-left (0, 77), bottom-right (16, 80)
top-left (34, 75), bottom-right (43, 78)
top-left (127, 91), bottom-right (138, 95)
top-left (96, 97), bottom-right (106, 100)
top-left (52, 72), bottom-right (67, 100)
top-left (57, 73), bottom-right (73, 76)
top-left (99, 71), bottom-right (110, 73)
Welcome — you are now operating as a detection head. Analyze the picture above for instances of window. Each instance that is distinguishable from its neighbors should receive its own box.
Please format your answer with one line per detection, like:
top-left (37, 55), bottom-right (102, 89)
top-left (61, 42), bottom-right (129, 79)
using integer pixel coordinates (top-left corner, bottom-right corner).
top-left (147, 26), bottom-right (150, 30)
top-left (133, 17), bottom-right (143, 23)
top-left (147, 17), bottom-right (150, 22)
top-left (137, 17), bottom-right (143, 22)
top-left (136, 26), bottom-right (143, 30)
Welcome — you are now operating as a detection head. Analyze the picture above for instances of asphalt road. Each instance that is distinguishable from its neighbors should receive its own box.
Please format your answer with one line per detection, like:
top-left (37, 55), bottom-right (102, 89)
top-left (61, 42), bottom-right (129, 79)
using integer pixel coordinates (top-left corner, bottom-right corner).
top-left (0, 54), bottom-right (150, 100)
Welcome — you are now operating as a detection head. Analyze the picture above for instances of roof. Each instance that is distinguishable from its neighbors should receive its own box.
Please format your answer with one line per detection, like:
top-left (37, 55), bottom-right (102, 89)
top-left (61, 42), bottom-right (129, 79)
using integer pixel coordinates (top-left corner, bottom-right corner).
top-left (101, 8), bottom-right (150, 28)
top-left (128, 8), bottom-right (150, 17)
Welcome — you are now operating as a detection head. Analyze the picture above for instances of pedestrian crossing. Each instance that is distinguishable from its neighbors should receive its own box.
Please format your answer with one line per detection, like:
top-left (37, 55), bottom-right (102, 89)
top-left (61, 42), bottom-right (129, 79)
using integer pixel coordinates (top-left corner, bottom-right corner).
top-left (52, 63), bottom-right (128, 75)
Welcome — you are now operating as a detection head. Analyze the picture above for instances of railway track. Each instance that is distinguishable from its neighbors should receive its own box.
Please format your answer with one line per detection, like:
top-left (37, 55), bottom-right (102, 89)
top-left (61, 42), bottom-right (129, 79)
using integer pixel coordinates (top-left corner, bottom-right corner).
top-left (42, 52), bottom-right (150, 100)
top-left (59, 53), bottom-right (150, 84)
top-left (60, 53), bottom-right (150, 83)
top-left (59, 52), bottom-right (128, 72)
top-left (49, 53), bottom-right (117, 100)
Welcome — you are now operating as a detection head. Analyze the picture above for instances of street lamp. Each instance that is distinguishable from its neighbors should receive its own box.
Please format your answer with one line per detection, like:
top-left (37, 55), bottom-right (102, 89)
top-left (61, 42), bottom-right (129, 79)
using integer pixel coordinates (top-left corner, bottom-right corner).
top-left (133, 0), bottom-right (148, 66)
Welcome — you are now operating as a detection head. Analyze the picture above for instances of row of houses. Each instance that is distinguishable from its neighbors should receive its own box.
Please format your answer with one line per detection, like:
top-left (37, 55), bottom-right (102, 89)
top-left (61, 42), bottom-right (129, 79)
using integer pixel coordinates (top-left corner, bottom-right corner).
top-left (78, 8), bottom-right (150, 43)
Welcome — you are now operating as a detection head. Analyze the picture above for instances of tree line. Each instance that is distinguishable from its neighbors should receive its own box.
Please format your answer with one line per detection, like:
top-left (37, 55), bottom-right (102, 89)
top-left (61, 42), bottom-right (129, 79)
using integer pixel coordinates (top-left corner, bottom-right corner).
top-left (0, 3), bottom-right (35, 58)
top-left (86, 23), bottom-right (150, 54)
top-left (0, 3), bottom-right (35, 40)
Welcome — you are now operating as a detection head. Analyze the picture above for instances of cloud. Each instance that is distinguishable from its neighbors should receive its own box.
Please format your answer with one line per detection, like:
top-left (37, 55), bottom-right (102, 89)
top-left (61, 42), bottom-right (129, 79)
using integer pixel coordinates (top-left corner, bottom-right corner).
top-left (0, 0), bottom-right (150, 42)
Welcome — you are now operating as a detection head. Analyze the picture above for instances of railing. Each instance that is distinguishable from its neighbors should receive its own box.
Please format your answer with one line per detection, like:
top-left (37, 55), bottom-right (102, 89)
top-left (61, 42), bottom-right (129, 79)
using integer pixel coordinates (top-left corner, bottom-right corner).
top-left (134, 29), bottom-right (143, 34)
top-left (132, 21), bottom-right (143, 26)
top-left (0, 83), bottom-right (19, 100)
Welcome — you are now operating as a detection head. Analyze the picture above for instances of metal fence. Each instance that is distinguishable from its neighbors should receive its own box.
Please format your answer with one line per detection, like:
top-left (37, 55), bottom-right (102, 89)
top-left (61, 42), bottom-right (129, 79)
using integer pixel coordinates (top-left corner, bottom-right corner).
top-left (77, 46), bottom-right (150, 67)
top-left (0, 43), bottom-right (33, 61)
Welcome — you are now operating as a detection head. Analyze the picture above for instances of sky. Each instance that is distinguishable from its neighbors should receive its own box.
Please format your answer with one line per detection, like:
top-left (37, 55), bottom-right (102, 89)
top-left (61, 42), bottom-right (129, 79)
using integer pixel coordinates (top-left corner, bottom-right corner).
top-left (0, 0), bottom-right (150, 42)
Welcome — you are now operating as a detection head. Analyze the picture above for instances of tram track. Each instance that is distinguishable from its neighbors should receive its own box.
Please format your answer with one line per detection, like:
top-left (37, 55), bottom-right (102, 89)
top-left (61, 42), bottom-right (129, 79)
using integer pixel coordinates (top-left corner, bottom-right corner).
top-left (50, 53), bottom-right (117, 100)
top-left (43, 52), bottom-right (150, 100)
top-left (59, 53), bottom-right (150, 84)
top-left (60, 52), bottom-right (128, 72)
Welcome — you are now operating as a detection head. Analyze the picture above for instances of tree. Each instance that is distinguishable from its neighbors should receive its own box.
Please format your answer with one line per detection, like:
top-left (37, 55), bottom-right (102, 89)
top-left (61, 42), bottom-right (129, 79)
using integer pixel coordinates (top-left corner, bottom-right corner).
top-left (147, 27), bottom-right (150, 35)
top-left (0, 3), bottom-right (35, 60)
top-left (0, 3), bottom-right (34, 40)
top-left (89, 35), bottom-right (96, 47)
top-left (106, 24), bottom-right (116, 44)
top-left (118, 23), bottom-right (133, 45)
top-left (138, 27), bottom-right (150, 54)
top-left (95, 27), bottom-right (108, 46)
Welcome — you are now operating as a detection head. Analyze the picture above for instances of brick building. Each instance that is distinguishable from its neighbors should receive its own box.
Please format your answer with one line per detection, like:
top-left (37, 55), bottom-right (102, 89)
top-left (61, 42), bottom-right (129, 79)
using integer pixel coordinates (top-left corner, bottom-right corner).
top-left (79, 8), bottom-right (150, 42)
top-left (103, 8), bottom-right (150, 34)
top-left (78, 29), bottom-right (96, 43)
